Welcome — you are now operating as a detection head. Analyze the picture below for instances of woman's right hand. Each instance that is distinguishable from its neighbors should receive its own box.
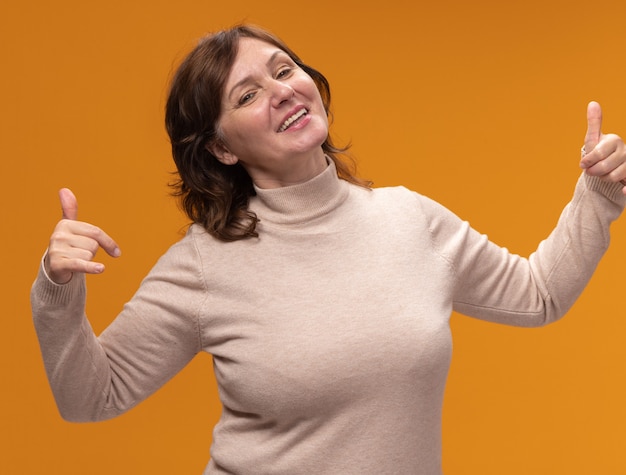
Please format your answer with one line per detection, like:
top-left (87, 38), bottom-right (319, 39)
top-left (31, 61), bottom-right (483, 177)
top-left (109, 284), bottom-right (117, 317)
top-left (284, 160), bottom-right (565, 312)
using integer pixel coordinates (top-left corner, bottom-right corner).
top-left (45, 188), bottom-right (121, 284)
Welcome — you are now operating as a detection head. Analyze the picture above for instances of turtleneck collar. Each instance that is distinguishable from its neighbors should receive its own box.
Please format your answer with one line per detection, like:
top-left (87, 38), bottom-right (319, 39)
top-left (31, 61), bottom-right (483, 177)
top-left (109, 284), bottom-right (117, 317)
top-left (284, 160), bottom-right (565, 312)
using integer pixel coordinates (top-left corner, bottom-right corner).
top-left (249, 159), bottom-right (349, 225)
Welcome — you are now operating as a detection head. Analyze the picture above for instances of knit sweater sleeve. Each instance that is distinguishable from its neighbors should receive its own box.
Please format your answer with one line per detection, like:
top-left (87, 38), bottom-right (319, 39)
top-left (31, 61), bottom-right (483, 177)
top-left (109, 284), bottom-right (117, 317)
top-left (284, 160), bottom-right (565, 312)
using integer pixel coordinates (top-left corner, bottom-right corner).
top-left (422, 174), bottom-right (625, 326)
top-left (30, 230), bottom-right (206, 422)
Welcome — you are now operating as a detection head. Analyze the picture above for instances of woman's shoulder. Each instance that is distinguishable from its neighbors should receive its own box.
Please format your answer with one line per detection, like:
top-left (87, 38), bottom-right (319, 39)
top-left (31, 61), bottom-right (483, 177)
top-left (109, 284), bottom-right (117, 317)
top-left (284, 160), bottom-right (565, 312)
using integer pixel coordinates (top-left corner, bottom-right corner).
top-left (353, 183), bottom-right (434, 209)
top-left (150, 224), bottom-right (211, 270)
top-left (354, 183), bottom-right (464, 228)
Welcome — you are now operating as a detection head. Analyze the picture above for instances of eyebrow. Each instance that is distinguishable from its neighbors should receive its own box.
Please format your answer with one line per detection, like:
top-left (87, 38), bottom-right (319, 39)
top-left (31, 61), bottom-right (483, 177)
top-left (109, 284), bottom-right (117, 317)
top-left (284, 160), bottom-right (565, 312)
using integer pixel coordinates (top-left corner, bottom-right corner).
top-left (227, 49), bottom-right (289, 102)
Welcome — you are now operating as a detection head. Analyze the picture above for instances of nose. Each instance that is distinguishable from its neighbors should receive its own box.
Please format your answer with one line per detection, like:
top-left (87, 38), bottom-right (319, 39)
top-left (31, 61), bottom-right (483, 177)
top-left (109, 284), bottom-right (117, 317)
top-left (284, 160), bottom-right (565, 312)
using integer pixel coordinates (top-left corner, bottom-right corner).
top-left (270, 80), bottom-right (294, 107)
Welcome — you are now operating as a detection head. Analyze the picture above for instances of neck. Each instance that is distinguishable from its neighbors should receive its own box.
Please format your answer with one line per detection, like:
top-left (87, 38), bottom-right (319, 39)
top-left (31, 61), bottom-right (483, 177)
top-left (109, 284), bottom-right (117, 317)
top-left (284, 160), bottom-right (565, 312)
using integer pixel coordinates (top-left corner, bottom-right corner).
top-left (249, 148), bottom-right (328, 189)
top-left (249, 159), bottom-right (349, 225)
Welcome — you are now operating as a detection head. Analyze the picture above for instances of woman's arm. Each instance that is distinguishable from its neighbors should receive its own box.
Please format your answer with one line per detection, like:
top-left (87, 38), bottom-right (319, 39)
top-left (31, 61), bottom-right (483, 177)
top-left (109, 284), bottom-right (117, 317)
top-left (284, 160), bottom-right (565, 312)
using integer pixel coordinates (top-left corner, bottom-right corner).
top-left (31, 191), bottom-right (204, 422)
top-left (431, 102), bottom-right (626, 326)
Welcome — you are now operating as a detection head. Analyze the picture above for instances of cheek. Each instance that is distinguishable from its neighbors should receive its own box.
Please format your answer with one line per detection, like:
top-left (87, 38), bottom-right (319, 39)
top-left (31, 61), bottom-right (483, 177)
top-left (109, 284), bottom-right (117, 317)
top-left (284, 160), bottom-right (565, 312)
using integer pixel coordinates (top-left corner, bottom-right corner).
top-left (218, 116), bottom-right (249, 145)
top-left (312, 89), bottom-right (328, 123)
top-left (218, 114), bottom-right (267, 157)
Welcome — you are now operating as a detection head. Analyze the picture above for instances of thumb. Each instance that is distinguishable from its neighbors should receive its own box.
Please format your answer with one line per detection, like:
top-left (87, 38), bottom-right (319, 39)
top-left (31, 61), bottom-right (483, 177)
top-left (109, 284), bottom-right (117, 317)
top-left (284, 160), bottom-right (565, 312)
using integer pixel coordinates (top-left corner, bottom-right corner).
top-left (584, 101), bottom-right (603, 152)
top-left (59, 188), bottom-right (78, 220)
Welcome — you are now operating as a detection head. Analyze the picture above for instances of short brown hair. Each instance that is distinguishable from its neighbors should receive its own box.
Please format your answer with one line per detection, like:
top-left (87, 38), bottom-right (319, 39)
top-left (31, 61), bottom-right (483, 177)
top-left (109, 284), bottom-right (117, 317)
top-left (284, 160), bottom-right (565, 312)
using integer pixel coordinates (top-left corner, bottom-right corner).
top-left (165, 25), bottom-right (370, 241)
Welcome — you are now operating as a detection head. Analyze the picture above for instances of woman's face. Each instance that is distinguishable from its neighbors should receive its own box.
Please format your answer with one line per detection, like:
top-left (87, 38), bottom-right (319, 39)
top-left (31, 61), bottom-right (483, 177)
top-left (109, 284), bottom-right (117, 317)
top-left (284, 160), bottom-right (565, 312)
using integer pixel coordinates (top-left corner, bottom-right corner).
top-left (212, 37), bottom-right (329, 188)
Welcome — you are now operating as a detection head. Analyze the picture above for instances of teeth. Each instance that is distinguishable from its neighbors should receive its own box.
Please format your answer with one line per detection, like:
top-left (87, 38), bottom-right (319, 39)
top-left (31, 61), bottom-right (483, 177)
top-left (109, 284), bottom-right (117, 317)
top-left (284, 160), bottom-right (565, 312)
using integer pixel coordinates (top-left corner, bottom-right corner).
top-left (279, 109), bottom-right (307, 132)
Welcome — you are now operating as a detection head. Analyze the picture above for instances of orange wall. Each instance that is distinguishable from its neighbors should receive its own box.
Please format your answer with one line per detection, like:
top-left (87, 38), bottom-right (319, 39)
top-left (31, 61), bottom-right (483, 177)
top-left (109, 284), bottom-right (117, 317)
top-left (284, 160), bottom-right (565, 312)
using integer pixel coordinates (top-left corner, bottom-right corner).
top-left (3, 0), bottom-right (626, 473)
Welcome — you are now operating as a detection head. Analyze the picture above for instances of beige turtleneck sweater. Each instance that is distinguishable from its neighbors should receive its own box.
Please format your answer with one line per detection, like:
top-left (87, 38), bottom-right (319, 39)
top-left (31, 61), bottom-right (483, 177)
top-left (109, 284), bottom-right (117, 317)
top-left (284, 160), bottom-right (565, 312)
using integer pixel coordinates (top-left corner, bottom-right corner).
top-left (31, 161), bottom-right (625, 474)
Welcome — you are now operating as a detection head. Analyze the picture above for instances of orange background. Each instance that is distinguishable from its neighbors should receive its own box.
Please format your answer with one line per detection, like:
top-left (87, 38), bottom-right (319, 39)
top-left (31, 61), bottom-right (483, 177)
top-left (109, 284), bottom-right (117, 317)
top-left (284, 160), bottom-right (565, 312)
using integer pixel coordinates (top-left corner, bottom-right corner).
top-left (3, 0), bottom-right (626, 473)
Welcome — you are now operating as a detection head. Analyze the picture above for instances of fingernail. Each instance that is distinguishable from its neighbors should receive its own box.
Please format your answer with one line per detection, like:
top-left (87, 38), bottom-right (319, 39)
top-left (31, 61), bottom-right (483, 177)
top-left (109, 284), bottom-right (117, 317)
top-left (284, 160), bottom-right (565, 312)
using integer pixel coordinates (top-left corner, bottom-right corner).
top-left (113, 247), bottom-right (122, 257)
top-left (94, 264), bottom-right (105, 273)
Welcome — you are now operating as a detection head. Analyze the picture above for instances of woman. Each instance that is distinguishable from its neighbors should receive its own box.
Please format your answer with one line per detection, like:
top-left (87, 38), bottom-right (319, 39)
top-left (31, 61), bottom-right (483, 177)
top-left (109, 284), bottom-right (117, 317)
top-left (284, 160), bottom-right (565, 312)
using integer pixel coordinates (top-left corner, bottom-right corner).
top-left (31, 25), bottom-right (626, 474)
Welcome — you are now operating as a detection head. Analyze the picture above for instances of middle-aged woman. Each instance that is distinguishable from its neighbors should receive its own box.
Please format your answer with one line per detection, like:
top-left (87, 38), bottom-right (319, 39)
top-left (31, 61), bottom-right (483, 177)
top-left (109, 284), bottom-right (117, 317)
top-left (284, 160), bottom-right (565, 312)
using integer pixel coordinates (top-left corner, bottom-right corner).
top-left (31, 25), bottom-right (626, 474)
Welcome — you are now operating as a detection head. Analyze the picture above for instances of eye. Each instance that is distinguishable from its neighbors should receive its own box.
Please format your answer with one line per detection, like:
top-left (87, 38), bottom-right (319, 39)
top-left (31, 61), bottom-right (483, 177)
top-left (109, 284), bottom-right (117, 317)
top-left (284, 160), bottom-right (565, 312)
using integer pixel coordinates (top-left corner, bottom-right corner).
top-left (276, 67), bottom-right (293, 79)
top-left (238, 91), bottom-right (256, 105)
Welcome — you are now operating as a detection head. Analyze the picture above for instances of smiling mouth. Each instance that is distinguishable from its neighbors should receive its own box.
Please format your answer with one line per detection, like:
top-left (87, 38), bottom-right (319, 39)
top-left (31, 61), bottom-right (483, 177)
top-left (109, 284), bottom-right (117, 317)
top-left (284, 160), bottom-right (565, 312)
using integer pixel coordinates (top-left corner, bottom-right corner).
top-left (278, 108), bottom-right (308, 132)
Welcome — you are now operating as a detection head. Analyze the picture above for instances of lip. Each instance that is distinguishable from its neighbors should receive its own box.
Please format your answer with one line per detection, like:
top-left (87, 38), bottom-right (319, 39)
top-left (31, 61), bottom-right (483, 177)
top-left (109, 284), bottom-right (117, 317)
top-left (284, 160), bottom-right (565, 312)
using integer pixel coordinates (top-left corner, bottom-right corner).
top-left (277, 105), bottom-right (309, 133)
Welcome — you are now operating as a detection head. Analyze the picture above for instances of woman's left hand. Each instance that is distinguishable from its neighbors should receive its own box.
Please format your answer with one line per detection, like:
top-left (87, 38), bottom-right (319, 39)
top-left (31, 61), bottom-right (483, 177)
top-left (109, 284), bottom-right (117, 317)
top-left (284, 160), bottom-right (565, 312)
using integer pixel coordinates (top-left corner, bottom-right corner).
top-left (579, 101), bottom-right (626, 192)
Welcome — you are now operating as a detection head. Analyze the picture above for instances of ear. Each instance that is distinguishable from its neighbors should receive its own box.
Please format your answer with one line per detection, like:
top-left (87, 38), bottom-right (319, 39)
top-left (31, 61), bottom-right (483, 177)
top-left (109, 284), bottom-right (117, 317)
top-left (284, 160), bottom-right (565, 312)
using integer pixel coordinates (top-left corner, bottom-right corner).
top-left (206, 139), bottom-right (239, 166)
